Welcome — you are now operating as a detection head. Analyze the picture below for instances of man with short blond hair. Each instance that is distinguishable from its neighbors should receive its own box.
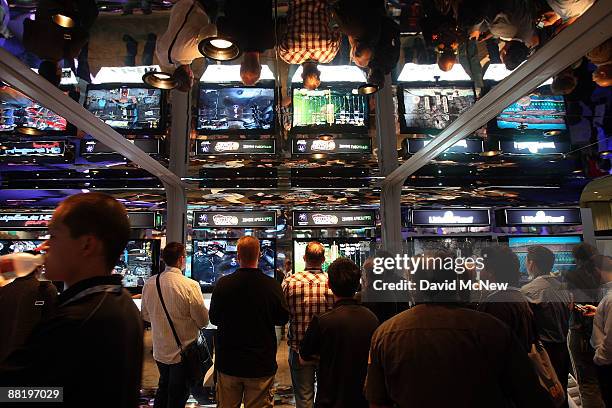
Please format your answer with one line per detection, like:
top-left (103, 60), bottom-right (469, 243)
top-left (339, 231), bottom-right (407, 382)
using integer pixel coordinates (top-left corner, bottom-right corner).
top-left (282, 241), bottom-right (334, 408)
top-left (210, 236), bottom-right (289, 408)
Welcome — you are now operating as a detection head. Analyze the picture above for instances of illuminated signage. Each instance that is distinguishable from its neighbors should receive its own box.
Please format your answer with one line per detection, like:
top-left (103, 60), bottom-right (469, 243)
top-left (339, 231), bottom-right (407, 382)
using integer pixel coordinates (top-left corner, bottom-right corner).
top-left (193, 211), bottom-right (276, 228)
top-left (0, 141), bottom-right (65, 158)
top-left (502, 208), bottom-right (581, 225)
top-left (293, 138), bottom-right (372, 154)
top-left (411, 209), bottom-right (491, 226)
top-left (80, 139), bottom-right (159, 155)
top-left (407, 139), bottom-right (483, 154)
top-left (0, 213), bottom-right (53, 229)
top-left (293, 210), bottom-right (376, 228)
top-left (195, 140), bottom-right (275, 156)
top-left (500, 140), bottom-right (569, 155)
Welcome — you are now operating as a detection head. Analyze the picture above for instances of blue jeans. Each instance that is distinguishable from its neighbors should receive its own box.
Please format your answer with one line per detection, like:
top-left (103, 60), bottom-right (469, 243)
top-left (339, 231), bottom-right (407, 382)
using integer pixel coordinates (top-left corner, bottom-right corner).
top-left (288, 348), bottom-right (317, 408)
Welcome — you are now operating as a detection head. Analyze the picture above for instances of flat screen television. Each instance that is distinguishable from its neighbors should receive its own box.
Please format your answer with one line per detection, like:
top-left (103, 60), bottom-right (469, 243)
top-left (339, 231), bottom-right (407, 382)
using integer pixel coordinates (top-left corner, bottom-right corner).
top-left (506, 235), bottom-right (582, 276)
top-left (293, 238), bottom-right (375, 273)
top-left (191, 239), bottom-right (276, 290)
top-left (291, 86), bottom-right (369, 133)
top-left (0, 239), bottom-right (44, 256)
top-left (112, 239), bottom-right (161, 289)
top-left (495, 91), bottom-right (566, 132)
top-left (398, 86), bottom-right (475, 134)
top-left (84, 84), bottom-right (165, 134)
top-left (411, 236), bottom-right (492, 258)
top-left (197, 85), bottom-right (275, 134)
top-left (0, 83), bottom-right (69, 133)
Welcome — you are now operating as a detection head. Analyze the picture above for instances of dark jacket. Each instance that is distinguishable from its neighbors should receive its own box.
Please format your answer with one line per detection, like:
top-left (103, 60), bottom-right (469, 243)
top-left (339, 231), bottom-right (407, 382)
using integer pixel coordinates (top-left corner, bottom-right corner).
top-left (220, 0), bottom-right (274, 53)
top-left (0, 274), bottom-right (57, 363)
top-left (209, 267), bottom-right (289, 378)
top-left (0, 275), bottom-right (143, 408)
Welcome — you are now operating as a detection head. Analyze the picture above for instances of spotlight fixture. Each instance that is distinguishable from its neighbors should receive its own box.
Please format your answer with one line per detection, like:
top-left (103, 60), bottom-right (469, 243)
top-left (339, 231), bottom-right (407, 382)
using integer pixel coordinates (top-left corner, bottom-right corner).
top-left (358, 83), bottom-right (379, 95)
top-left (480, 150), bottom-right (502, 157)
top-left (543, 130), bottom-right (561, 137)
top-left (16, 126), bottom-right (44, 136)
top-left (600, 150), bottom-right (612, 158)
top-left (52, 13), bottom-right (75, 28)
top-left (198, 35), bottom-right (240, 61)
top-left (142, 71), bottom-right (179, 90)
top-left (318, 134), bottom-right (333, 141)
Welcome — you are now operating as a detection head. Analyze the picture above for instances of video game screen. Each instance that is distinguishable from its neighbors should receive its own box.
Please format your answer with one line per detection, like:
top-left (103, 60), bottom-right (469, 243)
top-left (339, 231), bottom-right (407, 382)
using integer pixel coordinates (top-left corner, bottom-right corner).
top-left (191, 239), bottom-right (276, 289)
top-left (507, 235), bottom-right (582, 276)
top-left (85, 86), bottom-right (163, 131)
top-left (197, 86), bottom-right (275, 132)
top-left (0, 84), bottom-right (67, 132)
top-left (400, 87), bottom-right (475, 132)
top-left (412, 236), bottom-right (492, 259)
top-left (292, 87), bottom-right (368, 129)
top-left (112, 240), bottom-right (160, 288)
top-left (497, 93), bottom-right (566, 131)
top-left (293, 239), bottom-right (375, 273)
top-left (0, 240), bottom-right (44, 256)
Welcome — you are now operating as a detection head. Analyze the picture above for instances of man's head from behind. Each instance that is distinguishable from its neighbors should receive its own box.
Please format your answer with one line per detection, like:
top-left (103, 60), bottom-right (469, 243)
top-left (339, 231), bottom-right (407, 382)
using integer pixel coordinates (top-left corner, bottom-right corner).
top-left (481, 246), bottom-right (521, 287)
top-left (302, 62), bottom-right (321, 90)
top-left (38, 60), bottom-right (61, 87)
top-left (240, 51), bottom-right (262, 86)
top-left (44, 193), bottom-right (130, 284)
top-left (237, 236), bottom-right (260, 268)
top-left (411, 250), bottom-right (467, 303)
top-left (350, 39), bottom-right (373, 68)
top-left (173, 64), bottom-right (195, 92)
top-left (593, 64), bottom-right (612, 87)
top-left (526, 245), bottom-right (555, 278)
top-left (328, 257), bottom-right (361, 298)
top-left (437, 50), bottom-right (457, 72)
top-left (593, 255), bottom-right (612, 283)
top-left (304, 241), bottom-right (325, 269)
top-left (501, 40), bottom-right (530, 71)
top-left (551, 71), bottom-right (578, 95)
top-left (162, 242), bottom-right (186, 270)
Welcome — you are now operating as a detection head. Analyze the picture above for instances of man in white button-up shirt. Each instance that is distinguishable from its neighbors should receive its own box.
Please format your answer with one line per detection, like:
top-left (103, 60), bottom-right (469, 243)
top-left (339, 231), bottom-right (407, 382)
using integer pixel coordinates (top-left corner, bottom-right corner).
top-left (590, 255), bottom-right (612, 407)
top-left (142, 242), bottom-right (209, 408)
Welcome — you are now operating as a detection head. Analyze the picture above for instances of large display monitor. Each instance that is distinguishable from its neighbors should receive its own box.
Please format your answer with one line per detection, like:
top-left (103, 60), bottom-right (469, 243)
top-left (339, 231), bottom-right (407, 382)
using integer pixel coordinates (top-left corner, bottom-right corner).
top-left (411, 236), bottom-right (492, 258)
top-left (293, 238), bottom-right (375, 273)
top-left (0, 83), bottom-right (68, 133)
top-left (291, 86), bottom-right (369, 133)
top-left (495, 91), bottom-right (566, 132)
top-left (197, 85), bottom-right (275, 134)
top-left (0, 239), bottom-right (44, 256)
top-left (84, 84), bottom-right (165, 133)
top-left (506, 235), bottom-right (581, 276)
top-left (398, 86), bottom-right (475, 134)
top-left (191, 239), bottom-right (276, 290)
top-left (112, 239), bottom-right (161, 289)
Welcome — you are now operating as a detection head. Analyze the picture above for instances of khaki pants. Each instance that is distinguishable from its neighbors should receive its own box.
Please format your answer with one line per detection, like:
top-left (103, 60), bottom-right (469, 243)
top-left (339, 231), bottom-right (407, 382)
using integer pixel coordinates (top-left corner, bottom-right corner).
top-left (216, 372), bottom-right (275, 408)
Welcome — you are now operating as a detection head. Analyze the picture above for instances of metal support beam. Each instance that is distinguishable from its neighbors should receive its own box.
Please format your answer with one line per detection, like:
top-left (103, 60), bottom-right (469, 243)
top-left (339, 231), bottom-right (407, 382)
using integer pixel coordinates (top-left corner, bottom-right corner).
top-left (383, 0), bottom-right (612, 189)
top-left (376, 74), bottom-right (402, 253)
top-left (165, 89), bottom-right (191, 244)
top-left (0, 48), bottom-right (183, 189)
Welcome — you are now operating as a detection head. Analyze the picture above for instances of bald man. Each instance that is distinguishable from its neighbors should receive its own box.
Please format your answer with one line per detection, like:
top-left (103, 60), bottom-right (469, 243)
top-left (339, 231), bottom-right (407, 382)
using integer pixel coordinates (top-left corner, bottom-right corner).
top-left (209, 236), bottom-right (289, 408)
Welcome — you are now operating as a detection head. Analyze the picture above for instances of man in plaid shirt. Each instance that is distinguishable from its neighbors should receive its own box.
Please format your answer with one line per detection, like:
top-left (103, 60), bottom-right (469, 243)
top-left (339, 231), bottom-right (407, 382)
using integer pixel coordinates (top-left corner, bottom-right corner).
top-left (282, 241), bottom-right (334, 408)
top-left (279, 0), bottom-right (341, 90)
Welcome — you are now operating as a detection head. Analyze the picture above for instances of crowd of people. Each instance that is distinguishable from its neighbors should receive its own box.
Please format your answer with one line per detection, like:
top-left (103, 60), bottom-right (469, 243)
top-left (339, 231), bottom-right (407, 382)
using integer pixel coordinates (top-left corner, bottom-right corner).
top-left (0, 192), bottom-right (611, 408)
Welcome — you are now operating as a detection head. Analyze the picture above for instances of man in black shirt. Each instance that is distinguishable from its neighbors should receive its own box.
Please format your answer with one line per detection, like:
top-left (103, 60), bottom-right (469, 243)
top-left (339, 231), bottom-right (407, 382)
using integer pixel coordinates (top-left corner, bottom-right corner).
top-left (0, 193), bottom-right (143, 408)
top-left (365, 250), bottom-right (554, 408)
top-left (209, 236), bottom-right (289, 408)
top-left (300, 257), bottom-right (379, 408)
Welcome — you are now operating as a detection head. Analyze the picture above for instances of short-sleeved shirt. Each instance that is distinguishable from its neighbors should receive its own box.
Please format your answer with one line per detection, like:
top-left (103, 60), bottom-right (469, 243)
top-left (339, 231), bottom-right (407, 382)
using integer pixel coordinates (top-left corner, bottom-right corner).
top-left (547, 0), bottom-right (595, 20)
top-left (365, 304), bottom-right (555, 408)
top-left (282, 269), bottom-right (334, 350)
top-left (521, 275), bottom-right (571, 344)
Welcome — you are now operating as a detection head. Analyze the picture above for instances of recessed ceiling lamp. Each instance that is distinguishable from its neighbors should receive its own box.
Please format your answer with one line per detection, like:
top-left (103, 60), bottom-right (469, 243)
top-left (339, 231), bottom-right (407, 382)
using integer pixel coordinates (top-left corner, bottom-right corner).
top-left (480, 150), bottom-right (502, 157)
top-left (198, 35), bottom-right (240, 61)
top-left (52, 13), bottom-right (75, 28)
top-left (358, 83), bottom-right (379, 95)
top-left (16, 126), bottom-right (44, 136)
top-left (142, 71), bottom-right (180, 90)
top-left (543, 130), bottom-right (561, 137)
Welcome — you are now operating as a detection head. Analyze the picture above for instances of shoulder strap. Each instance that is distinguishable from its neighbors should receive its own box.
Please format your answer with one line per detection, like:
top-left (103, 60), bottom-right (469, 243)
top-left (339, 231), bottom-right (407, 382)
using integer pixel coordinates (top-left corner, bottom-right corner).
top-left (156, 273), bottom-right (183, 352)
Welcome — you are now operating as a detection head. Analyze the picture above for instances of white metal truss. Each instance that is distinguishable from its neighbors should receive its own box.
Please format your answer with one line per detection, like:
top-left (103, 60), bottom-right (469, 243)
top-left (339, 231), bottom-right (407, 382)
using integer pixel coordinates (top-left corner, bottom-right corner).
top-left (0, 48), bottom-right (183, 189)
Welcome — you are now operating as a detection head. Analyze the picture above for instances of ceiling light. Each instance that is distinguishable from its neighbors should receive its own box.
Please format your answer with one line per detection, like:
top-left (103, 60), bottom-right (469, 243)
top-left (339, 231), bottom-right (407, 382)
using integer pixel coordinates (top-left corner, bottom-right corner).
top-left (358, 83), bottom-right (379, 95)
top-left (52, 13), bottom-right (75, 28)
top-left (142, 71), bottom-right (179, 90)
top-left (318, 134), bottom-right (333, 141)
top-left (480, 150), bottom-right (502, 157)
top-left (543, 130), bottom-right (561, 137)
top-left (198, 36), bottom-right (240, 61)
top-left (600, 150), bottom-right (611, 158)
top-left (16, 126), bottom-right (44, 136)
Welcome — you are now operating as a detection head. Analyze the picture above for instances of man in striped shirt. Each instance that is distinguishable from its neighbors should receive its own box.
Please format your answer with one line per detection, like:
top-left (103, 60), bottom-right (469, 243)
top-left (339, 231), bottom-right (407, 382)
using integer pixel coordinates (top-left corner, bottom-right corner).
top-left (282, 241), bottom-right (334, 408)
top-left (279, 0), bottom-right (341, 90)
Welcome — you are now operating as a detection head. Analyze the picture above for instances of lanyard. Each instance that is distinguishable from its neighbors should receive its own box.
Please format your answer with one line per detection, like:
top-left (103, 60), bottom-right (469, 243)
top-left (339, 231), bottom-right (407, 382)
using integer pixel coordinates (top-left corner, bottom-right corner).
top-left (60, 284), bottom-right (123, 307)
